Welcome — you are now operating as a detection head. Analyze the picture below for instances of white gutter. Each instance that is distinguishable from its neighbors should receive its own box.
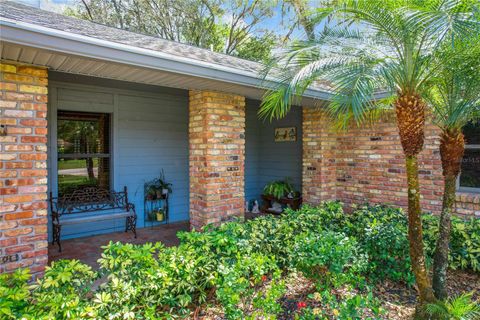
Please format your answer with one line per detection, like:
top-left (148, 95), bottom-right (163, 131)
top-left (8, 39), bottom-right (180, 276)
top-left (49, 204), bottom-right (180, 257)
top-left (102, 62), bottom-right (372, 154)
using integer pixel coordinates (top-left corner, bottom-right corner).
top-left (0, 17), bottom-right (333, 101)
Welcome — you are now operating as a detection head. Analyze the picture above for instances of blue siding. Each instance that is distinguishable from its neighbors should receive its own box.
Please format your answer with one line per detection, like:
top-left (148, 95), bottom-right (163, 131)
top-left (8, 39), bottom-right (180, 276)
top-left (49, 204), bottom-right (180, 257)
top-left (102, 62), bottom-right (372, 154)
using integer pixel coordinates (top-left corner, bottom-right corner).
top-left (47, 73), bottom-right (302, 240)
top-left (245, 99), bottom-right (262, 202)
top-left (116, 94), bottom-right (190, 227)
top-left (244, 100), bottom-right (303, 204)
top-left (48, 74), bottom-right (189, 240)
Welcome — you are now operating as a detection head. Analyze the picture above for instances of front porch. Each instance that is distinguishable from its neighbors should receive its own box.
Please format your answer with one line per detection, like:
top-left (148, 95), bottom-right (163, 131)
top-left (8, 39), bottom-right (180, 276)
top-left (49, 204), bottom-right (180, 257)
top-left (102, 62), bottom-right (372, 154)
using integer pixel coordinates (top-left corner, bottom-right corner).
top-left (45, 71), bottom-right (302, 236)
top-left (47, 213), bottom-right (264, 267)
top-left (48, 221), bottom-right (190, 268)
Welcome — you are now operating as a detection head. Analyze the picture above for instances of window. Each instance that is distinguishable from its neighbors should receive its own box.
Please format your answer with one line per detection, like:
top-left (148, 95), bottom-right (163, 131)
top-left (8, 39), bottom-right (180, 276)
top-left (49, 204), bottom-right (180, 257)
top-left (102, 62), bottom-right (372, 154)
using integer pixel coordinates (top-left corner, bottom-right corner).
top-left (57, 111), bottom-right (111, 196)
top-left (459, 121), bottom-right (480, 192)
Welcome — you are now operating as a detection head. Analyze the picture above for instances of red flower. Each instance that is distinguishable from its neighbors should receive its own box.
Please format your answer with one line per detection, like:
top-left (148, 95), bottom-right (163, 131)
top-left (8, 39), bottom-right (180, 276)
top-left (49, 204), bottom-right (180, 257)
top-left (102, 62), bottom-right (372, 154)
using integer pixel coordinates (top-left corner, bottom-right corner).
top-left (297, 301), bottom-right (307, 309)
top-left (261, 275), bottom-right (268, 282)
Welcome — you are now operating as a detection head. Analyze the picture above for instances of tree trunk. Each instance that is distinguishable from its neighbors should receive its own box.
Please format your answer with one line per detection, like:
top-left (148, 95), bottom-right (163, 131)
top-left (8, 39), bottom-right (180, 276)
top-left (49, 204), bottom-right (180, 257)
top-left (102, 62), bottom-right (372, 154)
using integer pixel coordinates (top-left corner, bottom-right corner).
top-left (290, 0), bottom-right (315, 41)
top-left (432, 129), bottom-right (465, 300)
top-left (395, 93), bottom-right (436, 305)
top-left (86, 157), bottom-right (95, 180)
top-left (405, 156), bottom-right (436, 305)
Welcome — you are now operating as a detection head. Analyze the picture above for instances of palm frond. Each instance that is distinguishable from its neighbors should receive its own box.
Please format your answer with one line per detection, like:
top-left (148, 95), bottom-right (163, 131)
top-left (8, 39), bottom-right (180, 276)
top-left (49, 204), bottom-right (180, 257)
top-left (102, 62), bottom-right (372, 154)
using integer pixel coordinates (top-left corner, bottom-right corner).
top-left (259, 0), bottom-right (479, 134)
top-left (425, 293), bottom-right (480, 320)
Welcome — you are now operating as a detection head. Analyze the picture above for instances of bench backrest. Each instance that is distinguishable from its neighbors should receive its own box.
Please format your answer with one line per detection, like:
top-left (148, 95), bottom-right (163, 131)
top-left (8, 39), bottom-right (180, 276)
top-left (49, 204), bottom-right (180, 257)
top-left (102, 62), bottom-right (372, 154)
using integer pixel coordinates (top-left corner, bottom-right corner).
top-left (49, 186), bottom-right (129, 216)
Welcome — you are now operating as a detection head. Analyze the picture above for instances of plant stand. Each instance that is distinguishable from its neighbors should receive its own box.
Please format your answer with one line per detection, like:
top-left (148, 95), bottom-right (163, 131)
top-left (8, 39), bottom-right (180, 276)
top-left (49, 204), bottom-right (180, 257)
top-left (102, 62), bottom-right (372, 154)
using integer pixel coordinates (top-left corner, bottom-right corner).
top-left (261, 194), bottom-right (302, 214)
top-left (144, 184), bottom-right (169, 228)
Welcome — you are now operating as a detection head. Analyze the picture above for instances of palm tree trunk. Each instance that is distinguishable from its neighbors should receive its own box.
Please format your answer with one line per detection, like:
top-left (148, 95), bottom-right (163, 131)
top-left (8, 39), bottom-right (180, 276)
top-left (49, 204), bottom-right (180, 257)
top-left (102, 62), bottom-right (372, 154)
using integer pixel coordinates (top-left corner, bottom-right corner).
top-left (395, 93), bottom-right (436, 305)
top-left (432, 130), bottom-right (465, 300)
top-left (405, 156), bottom-right (436, 304)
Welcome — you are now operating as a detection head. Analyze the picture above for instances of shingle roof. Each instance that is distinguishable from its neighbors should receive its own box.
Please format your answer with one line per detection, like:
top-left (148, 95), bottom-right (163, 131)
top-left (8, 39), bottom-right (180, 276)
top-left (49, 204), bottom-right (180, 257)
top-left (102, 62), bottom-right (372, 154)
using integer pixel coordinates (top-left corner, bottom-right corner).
top-left (0, 1), bottom-right (263, 74)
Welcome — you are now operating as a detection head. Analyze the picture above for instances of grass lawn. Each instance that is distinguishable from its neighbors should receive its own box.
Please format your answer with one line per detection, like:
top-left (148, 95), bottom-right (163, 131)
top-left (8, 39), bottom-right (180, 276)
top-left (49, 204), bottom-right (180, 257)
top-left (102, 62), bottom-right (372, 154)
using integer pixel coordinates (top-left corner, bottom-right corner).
top-left (58, 174), bottom-right (98, 194)
top-left (58, 158), bottom-right (98, 170)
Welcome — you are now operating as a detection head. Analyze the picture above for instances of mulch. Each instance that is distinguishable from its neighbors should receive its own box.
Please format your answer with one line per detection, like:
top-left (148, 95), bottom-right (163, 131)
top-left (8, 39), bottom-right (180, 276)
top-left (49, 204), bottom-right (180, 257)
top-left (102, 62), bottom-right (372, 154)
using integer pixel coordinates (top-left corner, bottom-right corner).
top-left (378, 269), bottom-right (480, 320)
top-left (198, 269), bottom-right (479, 319)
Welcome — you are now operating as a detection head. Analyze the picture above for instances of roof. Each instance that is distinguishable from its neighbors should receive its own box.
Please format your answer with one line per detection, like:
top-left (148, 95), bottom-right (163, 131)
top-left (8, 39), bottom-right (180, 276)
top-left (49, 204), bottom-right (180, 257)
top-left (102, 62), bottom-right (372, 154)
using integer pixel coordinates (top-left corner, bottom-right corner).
top-left (0, 1), bottom-right (264, 74)
top-left (0, 1), bottom-right (332, 102)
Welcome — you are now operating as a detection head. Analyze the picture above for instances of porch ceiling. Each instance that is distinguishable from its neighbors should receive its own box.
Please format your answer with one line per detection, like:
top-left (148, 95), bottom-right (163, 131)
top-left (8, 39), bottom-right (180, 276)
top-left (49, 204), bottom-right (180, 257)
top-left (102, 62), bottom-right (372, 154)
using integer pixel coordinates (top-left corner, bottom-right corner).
top-left (0, 41), bottom-right (266, 102)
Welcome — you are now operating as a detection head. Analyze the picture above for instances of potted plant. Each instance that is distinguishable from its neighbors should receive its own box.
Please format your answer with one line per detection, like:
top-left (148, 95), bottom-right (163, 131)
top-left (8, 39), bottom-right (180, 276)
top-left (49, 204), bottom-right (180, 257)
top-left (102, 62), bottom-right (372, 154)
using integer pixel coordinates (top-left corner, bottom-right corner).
top-left (148, 210), bottom-right (156, 221)
top-left (263, 179), bottom-right (295, 200)
top-left (157, 170), bottom-right (173, 196)
top-left (156, 209), bottom-right (165, 222)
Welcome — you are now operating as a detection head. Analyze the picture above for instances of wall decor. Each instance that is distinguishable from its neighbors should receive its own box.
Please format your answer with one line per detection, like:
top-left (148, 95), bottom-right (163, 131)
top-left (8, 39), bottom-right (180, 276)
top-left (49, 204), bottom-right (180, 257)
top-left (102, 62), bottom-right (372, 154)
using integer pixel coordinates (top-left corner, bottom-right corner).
top-left (275, 127), bottom-right (297, 142)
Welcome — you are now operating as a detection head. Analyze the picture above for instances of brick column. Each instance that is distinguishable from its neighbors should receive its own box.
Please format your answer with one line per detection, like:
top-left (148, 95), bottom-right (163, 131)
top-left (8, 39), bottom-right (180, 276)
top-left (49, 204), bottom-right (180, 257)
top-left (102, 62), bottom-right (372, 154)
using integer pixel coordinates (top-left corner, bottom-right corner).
top-left (189, 90), bottom-right (245, 229)
top-left (302, 108), bottom-right (337, 204)
top-left (0, 62), bottom-right (48, 278)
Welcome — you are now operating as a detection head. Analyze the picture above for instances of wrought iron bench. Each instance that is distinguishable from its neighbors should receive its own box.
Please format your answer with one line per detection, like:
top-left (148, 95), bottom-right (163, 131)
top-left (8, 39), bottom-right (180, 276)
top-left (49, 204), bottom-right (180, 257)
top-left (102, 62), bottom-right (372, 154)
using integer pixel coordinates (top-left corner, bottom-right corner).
top-left (49, 186), bottom-right (137, 252)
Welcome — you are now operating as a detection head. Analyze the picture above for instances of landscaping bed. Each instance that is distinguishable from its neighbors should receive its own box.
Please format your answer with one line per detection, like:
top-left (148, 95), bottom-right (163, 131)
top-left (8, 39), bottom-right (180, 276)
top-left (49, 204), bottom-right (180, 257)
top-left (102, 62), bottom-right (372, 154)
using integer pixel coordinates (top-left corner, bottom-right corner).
top-left (2, 202), bottom-right (479, 319)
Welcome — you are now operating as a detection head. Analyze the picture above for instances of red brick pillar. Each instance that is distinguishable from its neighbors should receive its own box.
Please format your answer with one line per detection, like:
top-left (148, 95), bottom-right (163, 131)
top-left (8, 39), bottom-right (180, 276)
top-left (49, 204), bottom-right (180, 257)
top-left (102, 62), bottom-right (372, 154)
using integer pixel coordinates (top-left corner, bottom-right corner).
top-left (302, 108), bottom-right (337, 204)
top-left (189, 90), bottom-right (245, 229)
top-left (0, 62), bottom-right (48, 278)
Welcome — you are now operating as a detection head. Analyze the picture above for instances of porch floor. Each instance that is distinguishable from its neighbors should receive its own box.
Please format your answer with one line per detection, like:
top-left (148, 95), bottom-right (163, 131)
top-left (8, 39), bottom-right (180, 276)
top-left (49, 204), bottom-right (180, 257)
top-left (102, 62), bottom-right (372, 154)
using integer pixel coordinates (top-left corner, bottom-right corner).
top-left (48, 221), bottom-right (190, 268)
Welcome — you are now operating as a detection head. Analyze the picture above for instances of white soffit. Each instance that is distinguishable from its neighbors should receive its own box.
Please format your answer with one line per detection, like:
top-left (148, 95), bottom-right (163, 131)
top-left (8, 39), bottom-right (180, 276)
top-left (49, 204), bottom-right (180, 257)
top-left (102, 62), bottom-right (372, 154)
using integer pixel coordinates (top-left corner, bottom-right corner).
top-left (1, 41), bottom-right (326, 107)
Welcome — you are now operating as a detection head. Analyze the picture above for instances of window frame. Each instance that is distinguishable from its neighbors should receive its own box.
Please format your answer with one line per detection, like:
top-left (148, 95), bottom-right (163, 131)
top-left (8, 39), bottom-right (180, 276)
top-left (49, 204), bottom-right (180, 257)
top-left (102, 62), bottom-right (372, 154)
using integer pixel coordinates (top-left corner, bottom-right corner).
top-left (457, 142), bottom-right (480, 193)
top-left (56, 110), bottom-right (113, 195)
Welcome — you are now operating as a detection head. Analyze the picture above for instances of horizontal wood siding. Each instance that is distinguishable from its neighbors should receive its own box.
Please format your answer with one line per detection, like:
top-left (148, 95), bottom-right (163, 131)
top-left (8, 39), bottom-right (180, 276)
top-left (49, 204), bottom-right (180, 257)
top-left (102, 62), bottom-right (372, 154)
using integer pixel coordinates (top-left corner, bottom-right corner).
top-left (48, 75), bottom-right (189, 240)
top-left (245, 99), bottom-right (261, 203)
top-left (245, 100), bottom-right (302, 203)
top-left (116, 94), bottom-right (189, 227)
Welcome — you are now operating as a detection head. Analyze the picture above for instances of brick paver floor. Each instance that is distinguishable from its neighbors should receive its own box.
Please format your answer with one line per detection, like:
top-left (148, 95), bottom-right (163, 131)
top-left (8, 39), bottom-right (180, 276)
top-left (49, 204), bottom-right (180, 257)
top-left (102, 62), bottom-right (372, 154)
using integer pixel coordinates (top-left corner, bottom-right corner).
top-left (48, 221), bottom-right (190, 268)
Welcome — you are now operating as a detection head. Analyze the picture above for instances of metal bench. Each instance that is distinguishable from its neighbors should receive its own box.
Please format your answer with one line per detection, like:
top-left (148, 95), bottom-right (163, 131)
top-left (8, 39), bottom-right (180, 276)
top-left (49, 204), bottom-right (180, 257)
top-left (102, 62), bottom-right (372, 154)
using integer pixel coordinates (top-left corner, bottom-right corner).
top-left (49, 186), bottom-right (137, 252)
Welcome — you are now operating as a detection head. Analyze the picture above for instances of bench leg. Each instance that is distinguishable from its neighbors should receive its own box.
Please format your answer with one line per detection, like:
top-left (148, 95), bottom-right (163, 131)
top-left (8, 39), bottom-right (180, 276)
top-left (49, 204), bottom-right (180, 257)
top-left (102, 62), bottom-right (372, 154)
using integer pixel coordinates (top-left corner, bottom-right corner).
top-left (126, 215), bottom-right (137, 238)
top-left (53, 224), bottom-right (62, 252)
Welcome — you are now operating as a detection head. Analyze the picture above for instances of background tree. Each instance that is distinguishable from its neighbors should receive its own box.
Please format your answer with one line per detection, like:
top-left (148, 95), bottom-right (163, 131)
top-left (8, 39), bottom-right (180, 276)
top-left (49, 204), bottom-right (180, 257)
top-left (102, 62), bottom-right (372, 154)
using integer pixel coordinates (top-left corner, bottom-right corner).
top-left (426, 36), bottom-right (480, 300)
top-left (221, 0), bottom-right (275, 55)
top-left (235, 32), bottom-right (278, 62)
top-left (282, 0), bottom-right (316, 41)
top-left (258, 0), bottom-right (477, 306)
top-left (67, 0), bottom-right (277, 61)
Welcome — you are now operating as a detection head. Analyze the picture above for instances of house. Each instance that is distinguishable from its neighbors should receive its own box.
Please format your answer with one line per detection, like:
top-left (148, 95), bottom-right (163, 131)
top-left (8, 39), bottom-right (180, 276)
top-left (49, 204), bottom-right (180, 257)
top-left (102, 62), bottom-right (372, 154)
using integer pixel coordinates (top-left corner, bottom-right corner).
top-left (1, 1), bottom-right (478, 277)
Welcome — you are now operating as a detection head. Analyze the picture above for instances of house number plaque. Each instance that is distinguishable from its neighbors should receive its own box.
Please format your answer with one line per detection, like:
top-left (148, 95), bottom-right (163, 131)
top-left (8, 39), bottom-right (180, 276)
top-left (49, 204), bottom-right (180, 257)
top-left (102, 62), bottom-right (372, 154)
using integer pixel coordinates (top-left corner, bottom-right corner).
top-left (1, 254), bottom-right (19, 264)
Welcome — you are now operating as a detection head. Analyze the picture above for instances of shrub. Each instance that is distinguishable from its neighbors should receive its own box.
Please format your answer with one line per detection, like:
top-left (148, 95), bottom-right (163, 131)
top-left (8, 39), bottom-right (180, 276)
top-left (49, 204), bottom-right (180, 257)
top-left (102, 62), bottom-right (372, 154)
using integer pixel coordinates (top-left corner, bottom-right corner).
top-left (1, 201), bottom-right (477, 319)
top-left (292, 231), bottom-right (367, 287)
top-left (423, 215), bottom-right (480, 272)
top-left (424, 293), bottom-right (480, 320)
top-left (0, 268), bottom-right (31, 319)
top-left (96, 241), bottom-right (219, 317)
top-left (215, 253), bottom-right (285, 319)
top-left (300, 203), bottom-right (480, 284)
top-left (0, 260), bottom-right (97, 319)
top-left (344, 206), bottom-right (415, 285)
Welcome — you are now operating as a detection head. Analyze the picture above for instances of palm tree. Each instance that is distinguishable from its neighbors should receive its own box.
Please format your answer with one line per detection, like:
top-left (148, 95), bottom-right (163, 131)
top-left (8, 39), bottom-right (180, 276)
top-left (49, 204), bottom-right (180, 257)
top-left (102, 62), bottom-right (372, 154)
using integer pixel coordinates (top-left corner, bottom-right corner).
top-left (424, 293), bottom-right (480, 320)
top-left (259, 0), bottom-right (478, 305)
top-left (426, 36), bottom-right (480, 300)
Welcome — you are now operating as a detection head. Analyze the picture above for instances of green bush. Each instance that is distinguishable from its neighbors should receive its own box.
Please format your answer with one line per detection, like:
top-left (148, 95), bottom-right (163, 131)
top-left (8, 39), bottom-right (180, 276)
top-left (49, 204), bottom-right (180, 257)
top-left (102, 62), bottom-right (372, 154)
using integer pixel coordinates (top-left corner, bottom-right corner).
top-left (343, 206), bottom-right (415, 284)
top-left (1, 201), bottom-right (478, 319)
top-left (422, 214), bottom-right (480, 272)
top-left (292, 231), bottom-right (367, 287)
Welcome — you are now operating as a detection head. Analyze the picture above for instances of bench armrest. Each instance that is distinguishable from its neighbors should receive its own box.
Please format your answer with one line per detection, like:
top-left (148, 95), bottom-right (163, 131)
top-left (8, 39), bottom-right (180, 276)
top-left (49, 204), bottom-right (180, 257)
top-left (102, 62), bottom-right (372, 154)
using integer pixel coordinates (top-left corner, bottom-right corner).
top-left (127, 202), bottom-right (136, 215)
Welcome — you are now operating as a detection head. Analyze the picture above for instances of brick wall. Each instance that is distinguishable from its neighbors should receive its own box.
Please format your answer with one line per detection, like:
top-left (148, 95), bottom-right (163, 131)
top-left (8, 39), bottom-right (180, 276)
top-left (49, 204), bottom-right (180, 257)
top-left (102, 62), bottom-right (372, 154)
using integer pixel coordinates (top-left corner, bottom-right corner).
top-left (0, 62), bottom-right (48, 277)
top-left (302, 108), bottom-right (337, 203)
top-left (189, 90), bottom-right (246, 229)
top-left (302, 109), bottom-right (480, 217)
